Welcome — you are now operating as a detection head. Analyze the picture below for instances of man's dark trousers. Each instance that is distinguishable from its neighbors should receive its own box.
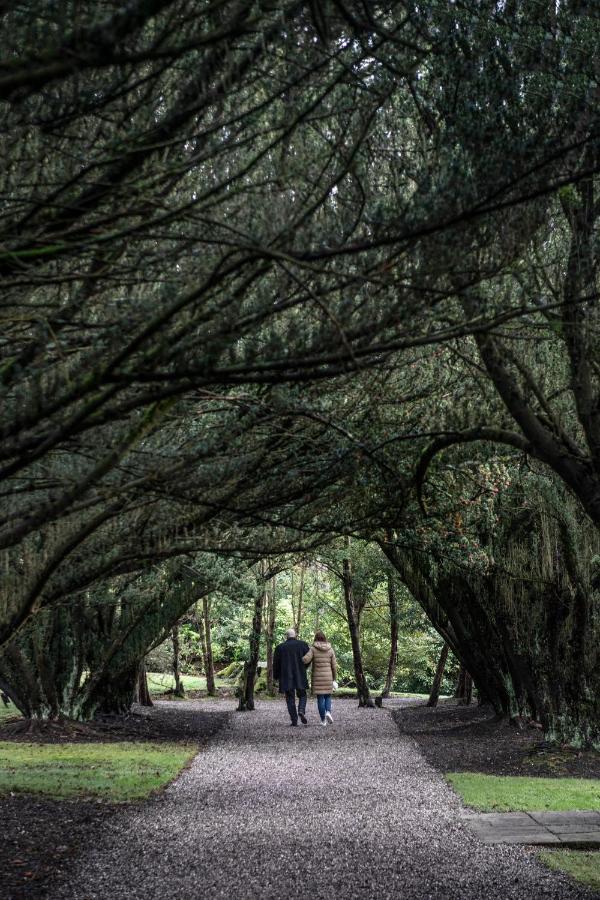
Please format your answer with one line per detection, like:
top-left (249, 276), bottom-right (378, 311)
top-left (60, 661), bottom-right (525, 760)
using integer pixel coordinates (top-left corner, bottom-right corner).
top-left (273, 636), bottom-right (310, 724)
top-left (285, 689), bottom-right (307, 725)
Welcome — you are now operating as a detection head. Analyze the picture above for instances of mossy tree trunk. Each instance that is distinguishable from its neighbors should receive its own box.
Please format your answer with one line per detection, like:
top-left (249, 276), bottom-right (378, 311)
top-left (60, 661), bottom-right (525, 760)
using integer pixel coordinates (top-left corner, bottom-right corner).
top-left (383, 489), bottom-right (600, 748)
top-left (0, 569), bottom-right (215, 721)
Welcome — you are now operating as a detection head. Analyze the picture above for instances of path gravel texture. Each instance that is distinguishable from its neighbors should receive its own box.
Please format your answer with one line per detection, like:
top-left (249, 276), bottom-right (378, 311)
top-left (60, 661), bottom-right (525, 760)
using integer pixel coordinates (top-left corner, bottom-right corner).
top-left (55, 699), bottom-right (593, 899)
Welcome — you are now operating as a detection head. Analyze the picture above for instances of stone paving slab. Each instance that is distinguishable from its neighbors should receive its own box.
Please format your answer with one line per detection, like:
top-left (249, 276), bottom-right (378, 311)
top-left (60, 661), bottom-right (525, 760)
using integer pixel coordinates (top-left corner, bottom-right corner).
top-left (530, 811), bottom-right (600, 830)
top-left (462, 811), bottom-right (600, 847)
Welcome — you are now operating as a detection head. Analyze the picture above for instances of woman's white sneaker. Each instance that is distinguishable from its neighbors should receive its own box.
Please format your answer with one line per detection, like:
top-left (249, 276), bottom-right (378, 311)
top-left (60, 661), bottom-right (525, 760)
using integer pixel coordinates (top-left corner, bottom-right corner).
top-left (325, 711), bottom-right (333, 724)
top-left (321, 720), bottom-right (327, 726)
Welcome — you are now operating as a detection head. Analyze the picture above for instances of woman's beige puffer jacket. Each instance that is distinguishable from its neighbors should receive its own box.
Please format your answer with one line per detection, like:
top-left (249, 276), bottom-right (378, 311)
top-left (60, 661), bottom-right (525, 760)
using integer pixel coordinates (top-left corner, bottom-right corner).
top-left (303, 641), bottom-right (337, 695)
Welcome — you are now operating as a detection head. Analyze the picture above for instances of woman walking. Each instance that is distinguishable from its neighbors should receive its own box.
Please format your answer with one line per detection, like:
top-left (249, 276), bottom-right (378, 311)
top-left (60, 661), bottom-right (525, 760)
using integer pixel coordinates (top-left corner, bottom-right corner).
top-left (303, 630), bottom-right (337, 726)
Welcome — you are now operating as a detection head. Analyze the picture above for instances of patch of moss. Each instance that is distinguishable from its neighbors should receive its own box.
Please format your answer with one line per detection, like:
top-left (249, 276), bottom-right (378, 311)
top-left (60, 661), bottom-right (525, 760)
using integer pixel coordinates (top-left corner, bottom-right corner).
top-left (0, 703), bottom-right (21, 723)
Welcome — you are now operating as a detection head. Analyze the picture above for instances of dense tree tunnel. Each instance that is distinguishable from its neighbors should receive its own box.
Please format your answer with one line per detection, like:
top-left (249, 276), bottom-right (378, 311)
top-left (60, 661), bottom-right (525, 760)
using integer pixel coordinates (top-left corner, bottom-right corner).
top-left (0, 1), bottom-right (599, 749)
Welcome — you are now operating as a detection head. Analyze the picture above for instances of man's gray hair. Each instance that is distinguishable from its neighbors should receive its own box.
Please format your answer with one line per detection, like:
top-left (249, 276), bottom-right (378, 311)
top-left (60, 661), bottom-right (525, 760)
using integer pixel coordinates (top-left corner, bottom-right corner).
top-left (286, 627), bottom-right (296, 639)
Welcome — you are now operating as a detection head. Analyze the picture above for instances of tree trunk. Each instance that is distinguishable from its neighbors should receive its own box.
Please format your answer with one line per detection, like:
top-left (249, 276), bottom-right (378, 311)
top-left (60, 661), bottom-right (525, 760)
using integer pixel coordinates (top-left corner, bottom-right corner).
top-left (265, 575), bottom-right (277, 695)
top-left (342, 550), bottom-right (374, 708)
top-left (172, 625), bottom-right (185, 698)
top-left (462, 671), bottom-right (473, 705)
top-left (202, 595), bottom-right (216, 696)
top-left (427, 643), bottom-right (449, 707)
top-left (295, 563), bottom-right (305, 636)
top-left (455, 664), bottom-right (473, 705)
top-left (380, 571), bottom-right (399, 699)
top-left (136, 660), bottom-right (153, 707)
top-left (238, 566), bottom-right (266, 711)
top-left (197, 605), bottom-right (208, 683)
top-left (86, 664), bottom-right (140, 717)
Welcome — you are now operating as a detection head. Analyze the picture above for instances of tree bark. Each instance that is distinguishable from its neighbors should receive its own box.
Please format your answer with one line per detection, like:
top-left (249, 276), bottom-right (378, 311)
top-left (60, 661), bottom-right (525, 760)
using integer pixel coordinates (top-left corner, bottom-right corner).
top-left (295, 563), bottom-right (305, 636)
top-left (265, 575), bottom-right (277, 695)
top-left (455, 664), bottom-right (473, 705)
top-left (342, 549), bottom-right (374, 708)
top-left (172, 624), bottom-right (185, 698)
top-left (427, 643), bottom-right (449, 707)
top-left (136, 660), bottom-right (153, 707)
top-left (380, 570), bottom-right (399, 699)
top-left (238, 565), bottom-right (266, 711)
top-left (88, 664), bottom-right (140, 716)
top-left (202, 595), bottom-right (216, 696)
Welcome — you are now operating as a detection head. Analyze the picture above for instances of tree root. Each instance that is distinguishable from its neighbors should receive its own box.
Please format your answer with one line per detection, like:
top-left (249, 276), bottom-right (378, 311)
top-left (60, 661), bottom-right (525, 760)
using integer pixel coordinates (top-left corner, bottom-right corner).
top-left (0, 717), bottom-right (103, 740)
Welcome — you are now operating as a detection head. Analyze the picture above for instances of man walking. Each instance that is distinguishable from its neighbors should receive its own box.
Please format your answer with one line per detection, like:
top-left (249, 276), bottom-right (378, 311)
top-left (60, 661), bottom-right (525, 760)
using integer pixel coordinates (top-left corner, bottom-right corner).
top-left (273, 628), bottom-right (310, 726)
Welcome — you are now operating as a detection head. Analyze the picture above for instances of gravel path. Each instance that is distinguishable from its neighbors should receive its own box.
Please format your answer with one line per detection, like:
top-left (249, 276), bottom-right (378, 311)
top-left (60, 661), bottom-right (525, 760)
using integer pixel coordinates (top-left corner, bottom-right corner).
top-left (55, 699), bottom-right (592, 899)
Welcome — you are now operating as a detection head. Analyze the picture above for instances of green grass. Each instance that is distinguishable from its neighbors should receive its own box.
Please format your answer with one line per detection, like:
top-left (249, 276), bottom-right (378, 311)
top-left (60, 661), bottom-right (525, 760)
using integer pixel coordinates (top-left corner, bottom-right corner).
top-left (0, 740), bottom-right (195, 801)
top-left (447, 773), bottom-right (600, 812)
top-left (147, 672), bottom-right (204, 694)
top-left (538, 850), bottom-right (600, 893)
top-left (147, 672), bottom-right (230, 695)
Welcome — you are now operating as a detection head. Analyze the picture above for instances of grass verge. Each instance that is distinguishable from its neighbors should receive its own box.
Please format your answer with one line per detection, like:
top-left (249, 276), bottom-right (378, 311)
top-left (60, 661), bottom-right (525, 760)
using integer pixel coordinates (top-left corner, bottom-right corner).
top-left (538, 850), bottom-right (600, 893)
top-left (446, 773), bottom-right (600, 812)
top-left (0, 740), bottom-right (195, 801)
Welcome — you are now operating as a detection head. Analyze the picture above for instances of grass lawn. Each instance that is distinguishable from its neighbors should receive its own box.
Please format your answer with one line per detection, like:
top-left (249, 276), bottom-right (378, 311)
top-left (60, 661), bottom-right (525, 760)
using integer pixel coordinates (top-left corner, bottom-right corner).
top-left (146, 672), bottom-right (441, 701)
top-left (538, 850), bottom-right (600, 892)
top-left (0, 741), bottom-right (195, 801)
top-left (148, 671), bottom-right (205, 694)
top-left (447, 772), bottom-right (600, 812)
top-left (147, 671), bottom-right (230, 695)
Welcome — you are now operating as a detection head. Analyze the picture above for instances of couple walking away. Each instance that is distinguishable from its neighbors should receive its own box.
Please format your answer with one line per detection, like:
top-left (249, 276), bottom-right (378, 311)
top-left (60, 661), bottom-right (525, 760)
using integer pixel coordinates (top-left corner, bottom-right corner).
top-left (273, 628), bottom-right (337, 727)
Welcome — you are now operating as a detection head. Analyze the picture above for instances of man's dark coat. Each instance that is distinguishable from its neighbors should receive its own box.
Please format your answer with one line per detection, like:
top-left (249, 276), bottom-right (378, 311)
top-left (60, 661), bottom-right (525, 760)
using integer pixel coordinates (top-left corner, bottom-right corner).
top-left (273, 637), bottom-right (310, 693)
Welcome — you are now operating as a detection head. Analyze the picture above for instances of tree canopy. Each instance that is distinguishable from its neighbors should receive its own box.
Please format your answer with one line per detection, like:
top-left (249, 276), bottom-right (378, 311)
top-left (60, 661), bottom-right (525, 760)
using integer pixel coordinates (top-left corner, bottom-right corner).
top-left (1, 1), bottom-right (599, 747)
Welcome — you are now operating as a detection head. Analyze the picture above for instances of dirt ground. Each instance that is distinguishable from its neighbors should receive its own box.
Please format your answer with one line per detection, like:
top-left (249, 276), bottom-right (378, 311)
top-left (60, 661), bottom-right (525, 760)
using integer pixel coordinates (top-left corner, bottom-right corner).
top-left (0, 702), bottom-right (229, 899)
top-left (392, 699), bottom-right (600, 779)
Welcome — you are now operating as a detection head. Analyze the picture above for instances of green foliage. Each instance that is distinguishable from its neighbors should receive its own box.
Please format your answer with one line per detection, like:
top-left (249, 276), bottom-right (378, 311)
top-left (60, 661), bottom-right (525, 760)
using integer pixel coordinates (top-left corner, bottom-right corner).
top-left (447, 774), bottom-right (600, 812)
top-left (0, 0), bottom-right (598, 756)
top-left (0, 741), bottom-right (195, 801)
top-left (538, 851), bottom-right (600, 892)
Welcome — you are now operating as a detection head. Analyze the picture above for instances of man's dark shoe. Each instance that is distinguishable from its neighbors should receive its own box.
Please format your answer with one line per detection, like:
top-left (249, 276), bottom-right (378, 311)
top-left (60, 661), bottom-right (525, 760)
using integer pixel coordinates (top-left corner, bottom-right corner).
top-left (290, 721), bottom-right (298, 726)
top-left (299, 712), bottom-right (307, 725)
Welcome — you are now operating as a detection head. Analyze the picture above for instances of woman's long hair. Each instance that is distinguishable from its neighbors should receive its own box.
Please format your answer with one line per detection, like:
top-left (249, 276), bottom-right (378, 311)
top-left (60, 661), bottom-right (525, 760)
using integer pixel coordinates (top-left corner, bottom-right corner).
top-left (314, 630), bottom-right (327, 643)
